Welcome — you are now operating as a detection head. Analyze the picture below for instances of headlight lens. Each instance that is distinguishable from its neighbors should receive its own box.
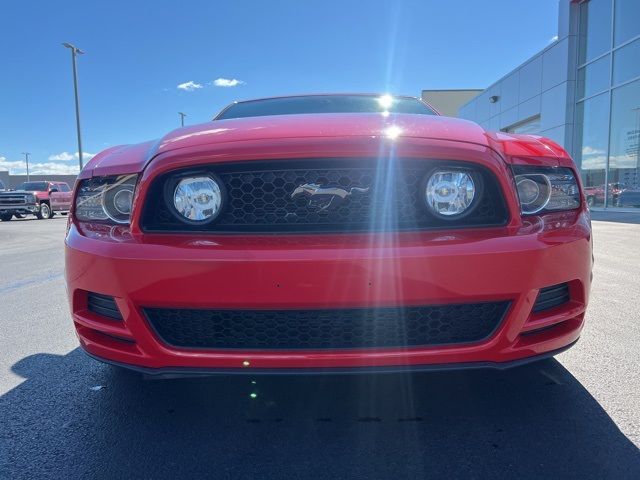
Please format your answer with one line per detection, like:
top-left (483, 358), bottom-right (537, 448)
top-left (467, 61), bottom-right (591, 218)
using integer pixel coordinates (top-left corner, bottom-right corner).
top-left (75, 175), bottom-right (137, 224)
top-left (425, 170), bottom-right (476, 217)
top-left (171, 175), bottom-right (222, 223)
top-left (513, 166), bottom-right (580, 215)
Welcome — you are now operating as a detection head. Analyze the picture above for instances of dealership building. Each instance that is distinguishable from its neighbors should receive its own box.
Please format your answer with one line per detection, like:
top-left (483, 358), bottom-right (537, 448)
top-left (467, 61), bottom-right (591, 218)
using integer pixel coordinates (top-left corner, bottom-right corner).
top-left (459, 0), bottom-right (640, 208)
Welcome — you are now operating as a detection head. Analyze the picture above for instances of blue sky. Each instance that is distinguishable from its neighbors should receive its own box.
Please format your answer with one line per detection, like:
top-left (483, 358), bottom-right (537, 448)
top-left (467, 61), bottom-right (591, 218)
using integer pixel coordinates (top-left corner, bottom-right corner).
top-left (0, 0), bottom-right (559, 175)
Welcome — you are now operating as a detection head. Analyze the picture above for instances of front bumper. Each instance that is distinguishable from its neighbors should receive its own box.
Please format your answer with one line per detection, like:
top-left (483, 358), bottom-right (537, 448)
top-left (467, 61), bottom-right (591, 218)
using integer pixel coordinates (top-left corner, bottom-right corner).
top-left (65, 210), bottom-right (592, 372)
top-left (0, 204), bottom-right (39, 215)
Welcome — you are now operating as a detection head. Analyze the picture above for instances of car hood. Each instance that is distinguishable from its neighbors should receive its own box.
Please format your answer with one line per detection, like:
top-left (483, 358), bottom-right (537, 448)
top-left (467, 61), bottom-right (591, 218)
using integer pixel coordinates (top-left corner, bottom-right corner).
top-left (155, 113), bottom-right (490, 153)
top-left (83, 113), bottom-right (571, 177)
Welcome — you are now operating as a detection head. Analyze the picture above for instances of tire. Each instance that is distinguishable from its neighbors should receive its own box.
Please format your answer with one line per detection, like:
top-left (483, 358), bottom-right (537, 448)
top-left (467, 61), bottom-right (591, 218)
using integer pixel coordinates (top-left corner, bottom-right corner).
top-left (0, 213), bottom-right (12, 221)
top-left (587, 196), bottom-right (595, 207)
top-left (36, 202), bottom-right (52, 220)
top-left (14, 213), bottom-right (25, 219)
top-left (60, 212), bottom-right (68, 216)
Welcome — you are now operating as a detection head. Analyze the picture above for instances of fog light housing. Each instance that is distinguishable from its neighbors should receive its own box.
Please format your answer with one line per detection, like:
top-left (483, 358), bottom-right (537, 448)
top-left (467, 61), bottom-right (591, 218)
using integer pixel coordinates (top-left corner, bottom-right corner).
top-left (170, 175), bottom-right (223, 224)
top-left (425, 170), bottom-right (477, 218)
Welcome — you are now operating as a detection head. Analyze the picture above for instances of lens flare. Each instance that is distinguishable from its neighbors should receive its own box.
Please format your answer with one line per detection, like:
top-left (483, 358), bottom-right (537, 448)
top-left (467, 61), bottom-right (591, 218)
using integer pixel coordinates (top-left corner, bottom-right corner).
top-left (385, 125), bottom-right (402, 140)
top-left (377, 94), bottom-right (394, 109)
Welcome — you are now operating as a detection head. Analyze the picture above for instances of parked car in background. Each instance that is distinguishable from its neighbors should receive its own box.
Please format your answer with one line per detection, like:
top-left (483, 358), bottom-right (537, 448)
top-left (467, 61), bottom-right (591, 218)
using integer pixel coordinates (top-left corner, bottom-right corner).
top-left (617, 189), bottom-right (640, 208)
top-left (583, 183), bottom-right (625, 206)
top-left (0, 180), bottom-right (72, 221)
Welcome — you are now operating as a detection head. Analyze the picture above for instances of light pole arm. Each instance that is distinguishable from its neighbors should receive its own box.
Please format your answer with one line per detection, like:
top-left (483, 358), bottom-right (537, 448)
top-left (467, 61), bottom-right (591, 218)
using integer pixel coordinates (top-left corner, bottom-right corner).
top-left (63, 43), bottom-right (85, 172)
top-left (70, 49), bottom-right (84, 170)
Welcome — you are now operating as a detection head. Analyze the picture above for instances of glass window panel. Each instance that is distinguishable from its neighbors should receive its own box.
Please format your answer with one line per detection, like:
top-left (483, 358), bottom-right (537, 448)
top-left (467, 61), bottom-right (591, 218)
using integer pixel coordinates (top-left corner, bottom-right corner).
top-left (579, 0), bottom-right (613, 64)
top-left (577, 54), bottom-right (610, 98)
top-left (614, 0), bottom-right (640, 46)
top-left (613, 38), bottom-right (640, 86)
top-left (574, 93), bottom-right (609, 204)
top-left (608, 78), bottom-right (640, 206)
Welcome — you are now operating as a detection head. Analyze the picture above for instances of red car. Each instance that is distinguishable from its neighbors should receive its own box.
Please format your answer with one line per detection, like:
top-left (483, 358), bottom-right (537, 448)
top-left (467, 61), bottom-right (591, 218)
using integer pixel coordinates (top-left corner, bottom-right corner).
top-left (65, 94), bottom-right (592, 375)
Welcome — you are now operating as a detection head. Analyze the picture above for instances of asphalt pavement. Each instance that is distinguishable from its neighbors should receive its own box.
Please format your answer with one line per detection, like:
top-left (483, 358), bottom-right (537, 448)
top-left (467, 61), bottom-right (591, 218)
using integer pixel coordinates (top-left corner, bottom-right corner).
top-left (1, 214), bottom-right (639, 479)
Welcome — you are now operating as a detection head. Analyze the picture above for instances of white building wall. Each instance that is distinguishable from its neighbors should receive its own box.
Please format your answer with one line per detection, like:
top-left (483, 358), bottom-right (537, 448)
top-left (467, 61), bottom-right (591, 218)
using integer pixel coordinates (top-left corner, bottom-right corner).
top-left (458, 1), bottom-right (579, 156)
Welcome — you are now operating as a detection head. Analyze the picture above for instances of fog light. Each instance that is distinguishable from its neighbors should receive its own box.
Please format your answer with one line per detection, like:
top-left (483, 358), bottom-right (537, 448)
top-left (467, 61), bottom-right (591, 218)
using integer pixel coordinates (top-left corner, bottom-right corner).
top-left (425, 170), bottom-right (476, 217)
top-left (172, 176), bottom-right (222, 223)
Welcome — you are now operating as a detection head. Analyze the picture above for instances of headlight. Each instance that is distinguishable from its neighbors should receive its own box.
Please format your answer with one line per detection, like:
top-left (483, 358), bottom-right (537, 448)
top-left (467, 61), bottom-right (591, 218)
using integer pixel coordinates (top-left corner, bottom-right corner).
top-left (424, 170), bottom-right (478, 218)
top-left (513, 166), bottom-right (580, 215)
top-left (168, 175), bottom-right (223, 224)
top-left (75, 175), bottom-right (137, 224)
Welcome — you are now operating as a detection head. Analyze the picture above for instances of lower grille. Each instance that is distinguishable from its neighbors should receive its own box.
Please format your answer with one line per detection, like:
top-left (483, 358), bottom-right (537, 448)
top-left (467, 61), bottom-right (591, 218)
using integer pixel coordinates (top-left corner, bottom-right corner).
top-left (532, 283), bottom-right (570, 313)
top-left (144, 302), bottom-right (510, 350)
top-left (87, 292), bottom-right (122, 320)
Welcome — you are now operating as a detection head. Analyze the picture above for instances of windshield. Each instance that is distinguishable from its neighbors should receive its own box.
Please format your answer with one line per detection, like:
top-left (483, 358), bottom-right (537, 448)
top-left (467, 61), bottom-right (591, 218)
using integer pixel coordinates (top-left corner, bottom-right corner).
top-left (216, 94), bottom-right (437, 120)
top-left (16, 181), bottom-right (48, 191)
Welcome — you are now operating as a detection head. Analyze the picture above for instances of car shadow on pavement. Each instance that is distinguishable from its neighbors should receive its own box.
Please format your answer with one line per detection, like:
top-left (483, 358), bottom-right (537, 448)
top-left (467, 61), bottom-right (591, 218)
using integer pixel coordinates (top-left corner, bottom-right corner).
top-left (2, 349), bottom-right (639, 479)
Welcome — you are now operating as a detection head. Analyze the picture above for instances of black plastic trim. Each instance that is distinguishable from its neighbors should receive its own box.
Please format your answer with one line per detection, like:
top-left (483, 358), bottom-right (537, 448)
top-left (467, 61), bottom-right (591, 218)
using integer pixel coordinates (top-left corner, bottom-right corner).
top-left (81, 339), bottom-right (579, 377)
top-left (532, 283), bottom-right (571, 313)
top-left (87, 292), bottom-right (123, 321)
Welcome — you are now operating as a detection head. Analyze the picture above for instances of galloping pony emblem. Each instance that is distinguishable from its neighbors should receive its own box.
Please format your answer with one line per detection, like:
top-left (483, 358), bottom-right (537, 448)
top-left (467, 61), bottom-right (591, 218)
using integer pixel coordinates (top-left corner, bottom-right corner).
top-left (291, 183), bottom-right (370, 211)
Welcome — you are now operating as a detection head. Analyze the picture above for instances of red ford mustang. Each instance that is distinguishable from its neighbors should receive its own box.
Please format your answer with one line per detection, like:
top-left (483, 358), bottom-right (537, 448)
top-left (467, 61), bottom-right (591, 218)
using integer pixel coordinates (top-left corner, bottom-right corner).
top-left (64, 93), bottom-right (592, 375)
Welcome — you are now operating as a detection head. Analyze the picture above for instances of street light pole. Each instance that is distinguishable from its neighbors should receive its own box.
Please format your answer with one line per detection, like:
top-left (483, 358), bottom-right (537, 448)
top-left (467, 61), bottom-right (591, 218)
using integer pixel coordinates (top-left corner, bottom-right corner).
top-left (63, 43), bottom-right (85, 171)
top-left (178, 112), bottom-right (186, 127)
top-left (21, 152), bottom-right (30, 181)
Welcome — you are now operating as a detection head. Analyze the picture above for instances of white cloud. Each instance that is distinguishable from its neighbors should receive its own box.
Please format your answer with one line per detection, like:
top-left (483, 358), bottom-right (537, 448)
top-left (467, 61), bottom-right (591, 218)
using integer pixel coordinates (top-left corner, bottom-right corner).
top-left (549, 35), bottom-right (559, 43)
top-left (0, 158), bottom-right (76, 175)
top-left (1, 153), bottom-right (92, 175)
top-left (30, 162), bottom-right (80, 175)
top-left (582, 146), bottom-right (605, 156)
top-left (213, 77), bottom-right (245, 88)
top-left (0, 157), bottom-right (26, 172)
top-left (48, 151), bottom-right (95, 161)
top-left (177, 81), bottom-right (203, 91)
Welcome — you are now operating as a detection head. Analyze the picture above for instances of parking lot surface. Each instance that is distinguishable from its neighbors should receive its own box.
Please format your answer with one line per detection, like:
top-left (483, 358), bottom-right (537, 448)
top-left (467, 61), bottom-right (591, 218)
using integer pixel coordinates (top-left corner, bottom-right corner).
top-left (1, 215), bottom-right (639, 479)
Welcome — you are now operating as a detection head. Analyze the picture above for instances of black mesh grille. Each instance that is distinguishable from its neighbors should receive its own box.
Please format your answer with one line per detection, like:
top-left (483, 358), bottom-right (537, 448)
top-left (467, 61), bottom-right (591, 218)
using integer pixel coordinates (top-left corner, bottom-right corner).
top-left (87, 292), bottom-right (122, 320)
top-left (0, 193), bottom-right (29, 206)
top-left (532, 283), bottom-right (570, 313)
top-left (141, 159), bottom-right (508, 233)
top-left (144, 302), bottom-right (510, 350)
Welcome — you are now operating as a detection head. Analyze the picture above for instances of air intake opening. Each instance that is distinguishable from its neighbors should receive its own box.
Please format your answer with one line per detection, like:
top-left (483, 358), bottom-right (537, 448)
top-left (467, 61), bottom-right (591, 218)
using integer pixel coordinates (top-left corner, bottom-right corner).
top-left (144, 301), bottom-right (511, 350)
top-left (87, 292), bottom-right (123, 320)
top-left (532, 283), bottom-right (570, 313)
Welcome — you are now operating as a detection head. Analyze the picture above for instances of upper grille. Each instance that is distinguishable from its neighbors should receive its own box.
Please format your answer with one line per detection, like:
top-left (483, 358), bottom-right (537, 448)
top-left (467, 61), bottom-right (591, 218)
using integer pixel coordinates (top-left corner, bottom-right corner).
top-left (144, 301), bottom-right (511, 351)
top-left (141, 159), bottom-right (509, 233)
top-left (0, 194), bottom-right (28, 206)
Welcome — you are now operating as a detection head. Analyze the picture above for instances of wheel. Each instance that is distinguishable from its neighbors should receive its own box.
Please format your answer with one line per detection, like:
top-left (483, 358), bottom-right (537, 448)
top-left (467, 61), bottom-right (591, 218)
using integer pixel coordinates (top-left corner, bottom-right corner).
top-left (36, 202), bottom-right (52, 219)
top-left (587, 196), bottom-right (595, 207)
top-left (0, 213), bottom-right (12, 221)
